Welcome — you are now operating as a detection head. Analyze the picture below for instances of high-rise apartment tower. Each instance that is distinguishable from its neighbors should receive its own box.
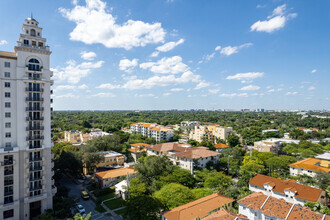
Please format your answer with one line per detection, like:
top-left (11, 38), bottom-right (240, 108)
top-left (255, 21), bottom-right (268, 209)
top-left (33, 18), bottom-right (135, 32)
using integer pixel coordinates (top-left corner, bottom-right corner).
top-left (0, 17), bottom-right (56, 220)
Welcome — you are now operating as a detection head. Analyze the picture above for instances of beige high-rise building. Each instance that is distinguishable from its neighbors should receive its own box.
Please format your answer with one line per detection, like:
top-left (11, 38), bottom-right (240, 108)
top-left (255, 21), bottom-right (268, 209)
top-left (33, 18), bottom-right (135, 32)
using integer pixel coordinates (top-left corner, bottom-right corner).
top-left (0, 17), bottom-right (56, 219)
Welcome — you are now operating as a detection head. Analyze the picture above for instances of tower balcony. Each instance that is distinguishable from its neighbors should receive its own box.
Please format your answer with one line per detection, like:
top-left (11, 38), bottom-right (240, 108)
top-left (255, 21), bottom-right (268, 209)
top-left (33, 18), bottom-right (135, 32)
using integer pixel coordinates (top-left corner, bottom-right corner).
top-left (17, 41), bottom-right (50, 51)
top-left (26, 106), bottom-right (44, 111)
top-left (26, 87), bottom-right (44, 92)
top-left (27, 145), bottom-right (44, 150)
top-left (26, 135), bottom-right (44, 141)
top-left (25, 97), bottom-right (44, 102)
top-left (26, 156), bottom-right (42, 163)
top-left (26, 116), bottom-right (44, 121)
top-left (26, 126), bottom-right (44, 131)
top-left (29, 165), bottom-right (43, 172)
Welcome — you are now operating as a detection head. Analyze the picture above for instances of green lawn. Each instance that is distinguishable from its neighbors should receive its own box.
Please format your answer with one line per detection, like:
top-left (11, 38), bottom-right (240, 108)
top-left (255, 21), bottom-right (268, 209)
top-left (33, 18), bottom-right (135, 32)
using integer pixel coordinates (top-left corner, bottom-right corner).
top-left (99, 192), bottom-right (115, 201)
top-left (95, 204), bottom-right (106, 213)
top-left (114, 208), bottom-right (126, 216)
top-left (104, 198), bottom-right (126, 210)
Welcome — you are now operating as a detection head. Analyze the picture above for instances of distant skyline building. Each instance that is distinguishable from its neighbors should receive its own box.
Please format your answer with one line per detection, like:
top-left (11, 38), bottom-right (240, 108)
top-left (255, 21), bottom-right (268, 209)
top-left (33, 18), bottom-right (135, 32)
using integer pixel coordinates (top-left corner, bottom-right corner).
top-left (0, 17), bottom-right (55, 219)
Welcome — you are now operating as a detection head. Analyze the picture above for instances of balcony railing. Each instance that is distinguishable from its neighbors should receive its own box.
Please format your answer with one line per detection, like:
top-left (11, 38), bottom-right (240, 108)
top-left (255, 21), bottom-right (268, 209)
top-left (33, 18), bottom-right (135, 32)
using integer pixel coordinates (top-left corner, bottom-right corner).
top-left (29, 185), bottom-right (42, 191)
top-left (29, 157), bottom-right (42, 162)
top-left (26, 116), bottom-right (44, 121)
top-left (28, 145), bottom-right (42, 150)
top-left (26, 107), bottom-right (44, 111)
top-left (25, 97), bottom-right (44, 102)
top-left (26, 136), bottom-right (44, 141)
top-left (26, 87), bottom-right (44, 92)
top-left (26, 126), bottom-right (44, 131)
top-left (4, 191), bottom-right (13, 196)
top-left (18, 41), bottom-right (50, 51)
top-left (29, 166), bottom-right (42, 171)
top-left (3, 160), bottom-right (14, 166)
top-left (4, 170), bottom-right (14, 175)
top-left (4, 180), bottom-right (13, 186)
top-left (3, 146), bottom-right (13, 151)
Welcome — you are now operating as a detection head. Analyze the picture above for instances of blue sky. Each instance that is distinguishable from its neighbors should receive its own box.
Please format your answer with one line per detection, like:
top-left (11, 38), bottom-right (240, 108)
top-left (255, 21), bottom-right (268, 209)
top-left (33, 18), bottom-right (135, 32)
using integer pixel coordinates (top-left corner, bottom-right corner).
top-left (1, 0), bottom-right (329, 110)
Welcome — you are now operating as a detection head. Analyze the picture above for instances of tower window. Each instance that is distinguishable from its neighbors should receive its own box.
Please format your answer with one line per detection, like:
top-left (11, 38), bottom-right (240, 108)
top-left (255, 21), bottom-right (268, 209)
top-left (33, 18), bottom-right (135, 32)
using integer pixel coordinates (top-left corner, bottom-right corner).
top-left (4, 72), bottom-right (10, 77)
top-left (24, 39), bottom-right (29, 45)
top-left (31, 29), bottom-right (36, 36)
top-left (5, 92), bottom-right (10, 98)
top-left (28, 58), bottom-right (40, 71)
top-left (3, 209), bottom-right (14, 219)
top-left (26, 30), bottom-right (29, 34)
top-left (5, 112), bottom-right (11, 118)
top-left (5, 62), bottom-right (10, 68)
top-left (5, 122), bottom-right (11, 128)
top-left (5, 132), bottom-right (11, 138)
top-left (38, 32), bottom-right (40, 36)
top-left (5, 82), bottom-right (10, 88)
top-left (5, 102), bottom-right (11, 108)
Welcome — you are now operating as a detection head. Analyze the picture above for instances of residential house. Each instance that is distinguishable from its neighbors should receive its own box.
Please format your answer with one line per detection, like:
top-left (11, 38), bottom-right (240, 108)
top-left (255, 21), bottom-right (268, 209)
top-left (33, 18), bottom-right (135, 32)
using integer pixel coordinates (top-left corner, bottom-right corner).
top-left (214, 143), bottom-right (229, 153)
top-left (128, 143), bottom-right (149, 162)
top-left (203, 209), bottom-right (248, 220)
top-left (238, 192), bottom-right (329, 220)
top-left (249, 174), bottom-right (327, 206)
top-left (252, 138), bottom-right (300, 153)
top-left (146, 143), bottom-right (220, 173)
top-left (83, 151), bottom-right (125, 175)
top-left (114, 180), bottom-right (128, 200)
top-left (315, 152), bottom-right (330, 161)
top-left (162, 193), bottom-right (235, 220)
top-left (289, 158), bottom-right (330, 177)
top-left (94, 167), bottom-right (136, 188)
top-left (64, 130), bottom-right (83, 145)
top-left (189, 125), bottom-right (233, 144)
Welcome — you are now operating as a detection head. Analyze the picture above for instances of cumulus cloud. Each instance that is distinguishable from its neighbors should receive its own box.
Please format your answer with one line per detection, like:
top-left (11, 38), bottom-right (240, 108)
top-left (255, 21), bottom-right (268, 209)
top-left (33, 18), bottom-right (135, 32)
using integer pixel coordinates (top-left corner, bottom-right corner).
top-left (208, 89), bottom-right (220, 94)
top-left (59, 0), bottom-right (165, 50)
top-left (308, 86), bottom-right (315, 91)
top-left (78, 84), bottom-right (88, 89)
top-left (135, 93), bottom-right (154, 97)
top-left (51, 59), bottom-right (104, 84)
top-left (226, 72), bottom-right (264, 83)
top-left (285, 91), bottom-right (298, 96)
top-left (91, 92), bottom-right (116, 98)
top-left (311, 69), bottom-right (317, 73)
top-left (140, 56), bottom-right (189, 74)
top-left (170, 88), bottom-right (184, 92)
top-left (81, 51), bottom-right (96, 60)
top-left (194, 81), bottom-right (210, 90)
top-left (156, 38), bottom-right (184, 52)
top-left (54, 93), bottom-right (78, 98)
top-left (251, 4), bottom-right (297, 33)
top-left (163, 93), bottom-right (171, 96)
top-left (219, 93), bottom-right (248, 98)
top-left (119, 58), bottom-right (138, 73)
top-left (96, 83), bottom-right (121, 89)
top-left (267, 88), bottom-right (282, 93)
top-left (239, 85), bottom-right (260, 91)
top-left (54, 85), bottom-right (76, 92)
top-left (0, 40), bottom-right (8, 45)
top-left (219, 43), bottom-right (252, 56)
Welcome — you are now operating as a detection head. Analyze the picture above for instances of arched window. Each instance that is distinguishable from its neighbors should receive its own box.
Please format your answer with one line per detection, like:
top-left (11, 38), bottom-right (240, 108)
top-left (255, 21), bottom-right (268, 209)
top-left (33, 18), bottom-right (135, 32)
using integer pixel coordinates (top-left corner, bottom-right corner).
top-left (31, 29), bottom-right (36, 36)
top-left (28, 58), bottom-right (40, 71)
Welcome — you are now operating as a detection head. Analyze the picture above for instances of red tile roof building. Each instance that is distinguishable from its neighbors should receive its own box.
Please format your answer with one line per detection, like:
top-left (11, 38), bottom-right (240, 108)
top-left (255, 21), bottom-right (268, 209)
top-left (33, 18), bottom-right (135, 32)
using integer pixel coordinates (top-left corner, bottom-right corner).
top-left (238, 192), bottom-right (329, 220)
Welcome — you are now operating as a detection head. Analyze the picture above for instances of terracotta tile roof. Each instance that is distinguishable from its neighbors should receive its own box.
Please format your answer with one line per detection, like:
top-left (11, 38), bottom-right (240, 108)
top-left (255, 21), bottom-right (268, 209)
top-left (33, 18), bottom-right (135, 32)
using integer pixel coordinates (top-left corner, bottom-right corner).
top-left (128, 148), bottom-right (146, 153)
top-left (95, 167), bottom-right (136, 179)
top-left (289, 158), bottom-right (330, 173)
top-left (214, 143), bottom-right (229, 149)
top-left (150, 128), bottom-right (161, 131)
top-left (287, 205), bottom-right (329, 220)
top-left (173, 148), bottom-right (220, 159)
top-left (130, 143), bottom-right (150, 148)
top-left (249, 174), bottom-right (324, 202)
top-left (238, 192), bottom-right (329, 220)
top-left (203, 208), bottom-right (248, 220)
top-left (148, 143), bottom-right (187, 153)
top-left (0, 51), bottom-right (17, 60)
top-left (162, 193), bottom-right (234, 220)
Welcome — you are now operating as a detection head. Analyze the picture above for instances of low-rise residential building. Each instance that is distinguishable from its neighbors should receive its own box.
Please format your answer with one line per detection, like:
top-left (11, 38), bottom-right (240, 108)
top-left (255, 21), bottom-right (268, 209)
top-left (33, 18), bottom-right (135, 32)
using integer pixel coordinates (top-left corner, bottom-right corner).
top-left (178, 134), bottom-right (189, 143)
top-left (174, 121), bottom-right (201, 131)
top-left (203, 209), bottom-right (248, 220)
top-left (252, 138), bottom-right (300, 153)
top-left (249, 174), bottom-right (327, 206)
top-left (83, 151), bottom-right (125, 175)
top-left (128, 143), bottom-right (149, 162)
top-left (162, 193), bottom-right (235, 220)
top-left (146, 143), bottom-right (220, 173)
top-left (289, 158), bottom-right (330, 177)
top-left (64, 129), bottom-right (110, 145)
top-left (130, 123), bottom-right (174, 141)
top-left (189, 125), bottom-right (233, 144)
top-left (214, 143), bottom-right (229, 152)
top-left (114, 180), bottom-right (128, 200)
top-left (94, 167), bottom-right (136, 188)
top-left (238, 192), bottom-right (329, 220)
top-left (315, 152), bottom-right (330, 161)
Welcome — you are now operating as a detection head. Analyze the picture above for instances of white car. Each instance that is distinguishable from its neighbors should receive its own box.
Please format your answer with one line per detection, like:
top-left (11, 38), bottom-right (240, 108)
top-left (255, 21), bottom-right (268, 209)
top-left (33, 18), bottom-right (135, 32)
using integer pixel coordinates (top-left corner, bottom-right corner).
top-left (76, 204), bottom-right (86, 216)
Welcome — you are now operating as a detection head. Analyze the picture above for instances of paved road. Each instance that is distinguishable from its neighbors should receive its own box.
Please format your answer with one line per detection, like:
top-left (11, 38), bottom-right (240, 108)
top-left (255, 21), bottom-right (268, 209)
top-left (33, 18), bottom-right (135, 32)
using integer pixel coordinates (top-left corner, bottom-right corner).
top-left (60, 175), bottom-right (120, 220)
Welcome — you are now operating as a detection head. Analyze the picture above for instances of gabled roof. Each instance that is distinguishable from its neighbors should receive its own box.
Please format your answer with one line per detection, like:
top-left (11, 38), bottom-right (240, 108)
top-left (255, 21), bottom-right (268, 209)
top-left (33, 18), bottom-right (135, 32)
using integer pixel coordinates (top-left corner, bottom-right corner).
top-left (95, 167), bottom-right (136, 179)
top-left (130, 143), bottom-right (150, 148)
top-left (173, 148), bottom-right (220, 159)
top-left (162, 193), bottom-right (234, 220)
top-left (249, 174), bottom-right (324, 202)
top-left (238, 192), bottom-right (329, 220)
top-left (203, 208), bottom-right (248, 220)
top-left (289, 158), bottom-right (330, 173)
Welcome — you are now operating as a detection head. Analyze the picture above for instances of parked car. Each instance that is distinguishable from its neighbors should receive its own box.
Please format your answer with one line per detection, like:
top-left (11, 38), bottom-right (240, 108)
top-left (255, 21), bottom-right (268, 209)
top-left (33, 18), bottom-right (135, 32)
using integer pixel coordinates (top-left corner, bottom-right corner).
top-left (76, 204), bottom-right (86, 216)
top-left (81, 190), bottom-right (90, 200)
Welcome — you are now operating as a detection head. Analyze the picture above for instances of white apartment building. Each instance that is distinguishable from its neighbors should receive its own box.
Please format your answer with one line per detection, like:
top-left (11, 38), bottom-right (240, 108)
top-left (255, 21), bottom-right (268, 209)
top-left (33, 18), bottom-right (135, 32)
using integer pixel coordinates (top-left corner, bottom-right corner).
top-left (289, 158), bottom-right (329, 177)
top-left (174, 121), bottom-right (201, 131)
top-left (130, 123), bottom-right (174, 142)
top-left (0, 17), bottom-right (56, 220)
top-left (189, 125), bottom-right (233, 143)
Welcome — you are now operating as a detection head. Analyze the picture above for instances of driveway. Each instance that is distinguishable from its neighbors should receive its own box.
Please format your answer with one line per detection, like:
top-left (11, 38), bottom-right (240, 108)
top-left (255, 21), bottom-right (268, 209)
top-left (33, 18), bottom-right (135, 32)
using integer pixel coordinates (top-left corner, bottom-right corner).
top-left (60, 175), bottom-right (121, 220)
